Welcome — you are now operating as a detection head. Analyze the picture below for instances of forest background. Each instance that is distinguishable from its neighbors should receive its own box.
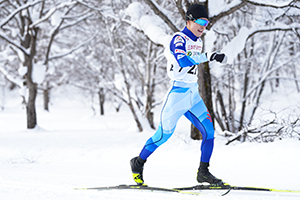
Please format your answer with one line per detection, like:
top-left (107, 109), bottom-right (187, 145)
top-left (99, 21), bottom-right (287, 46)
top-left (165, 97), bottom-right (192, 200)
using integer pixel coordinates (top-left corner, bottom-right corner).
top-left (1, 0), bottom-right (300, 144)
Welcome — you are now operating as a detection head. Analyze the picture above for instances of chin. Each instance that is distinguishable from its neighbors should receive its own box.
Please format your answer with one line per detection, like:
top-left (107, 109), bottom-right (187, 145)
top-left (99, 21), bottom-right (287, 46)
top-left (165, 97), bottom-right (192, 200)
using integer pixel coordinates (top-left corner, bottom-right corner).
top-left (197, 31), bottom-right (203, 37)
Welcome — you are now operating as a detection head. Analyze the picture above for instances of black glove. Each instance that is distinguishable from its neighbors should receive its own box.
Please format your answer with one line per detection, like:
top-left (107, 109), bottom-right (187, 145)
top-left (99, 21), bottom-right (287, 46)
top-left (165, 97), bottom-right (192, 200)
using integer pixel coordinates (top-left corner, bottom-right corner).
top-left (209, 52), bottom-right (228, 64)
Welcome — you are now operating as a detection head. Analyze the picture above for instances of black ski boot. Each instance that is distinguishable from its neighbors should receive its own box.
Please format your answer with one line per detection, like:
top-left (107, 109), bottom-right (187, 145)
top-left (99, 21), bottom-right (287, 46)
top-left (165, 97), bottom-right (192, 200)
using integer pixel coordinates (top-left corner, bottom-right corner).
top-left (130, 156), bottom-right (146, 185)
top-left (197, 162), bottom-right (223, 185)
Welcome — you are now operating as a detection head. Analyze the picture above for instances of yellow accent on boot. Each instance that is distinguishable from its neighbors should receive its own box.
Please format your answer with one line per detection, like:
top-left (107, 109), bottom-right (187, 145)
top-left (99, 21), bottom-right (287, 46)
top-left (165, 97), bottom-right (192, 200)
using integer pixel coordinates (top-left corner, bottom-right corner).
top-left (132, 173), bottom-right (144, 185)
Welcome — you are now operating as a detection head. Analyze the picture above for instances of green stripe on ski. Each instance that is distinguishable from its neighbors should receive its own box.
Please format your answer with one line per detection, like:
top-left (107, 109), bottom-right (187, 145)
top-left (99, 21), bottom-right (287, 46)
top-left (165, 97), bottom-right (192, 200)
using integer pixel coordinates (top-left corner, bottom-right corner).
top-left (231, 186), bottom-right (300, 193)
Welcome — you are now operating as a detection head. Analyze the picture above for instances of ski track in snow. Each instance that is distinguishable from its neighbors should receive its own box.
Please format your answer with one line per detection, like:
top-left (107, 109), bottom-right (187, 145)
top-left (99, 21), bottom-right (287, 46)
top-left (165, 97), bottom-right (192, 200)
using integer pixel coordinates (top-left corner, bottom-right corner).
top-left (0, 96), bottom-right (300, 200)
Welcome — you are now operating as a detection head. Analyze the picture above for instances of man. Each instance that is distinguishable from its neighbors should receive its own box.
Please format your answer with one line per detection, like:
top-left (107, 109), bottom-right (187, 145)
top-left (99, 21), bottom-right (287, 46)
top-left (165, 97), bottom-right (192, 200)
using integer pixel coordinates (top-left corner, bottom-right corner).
top-left (130, 4), bottom-right (227, 186)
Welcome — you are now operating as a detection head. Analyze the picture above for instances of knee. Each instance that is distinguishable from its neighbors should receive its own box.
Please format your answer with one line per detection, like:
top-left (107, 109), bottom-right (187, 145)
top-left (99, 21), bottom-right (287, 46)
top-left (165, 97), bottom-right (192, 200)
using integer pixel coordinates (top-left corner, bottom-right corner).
top-left (160, 133), bottom-right (172, 144)
top-left (151, 126), bottom-right (173, 146)
top-left (206, 128), bottom-right (214, 140)
top-left (200, 118), bottom-right (214, 140)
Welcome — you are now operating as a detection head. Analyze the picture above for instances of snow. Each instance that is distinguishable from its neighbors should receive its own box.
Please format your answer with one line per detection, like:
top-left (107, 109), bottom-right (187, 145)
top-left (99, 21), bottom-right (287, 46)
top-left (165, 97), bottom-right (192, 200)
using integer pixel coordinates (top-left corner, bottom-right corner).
top-left (0, 66), bottom-right (23, 88)
top-left (251, 0), bottom-right (294, 7)
top-left (0, 1), bottom-right (35, 27)
top-left (124, 1), bottom-right (300, 66)
top-left (0, 32), bottom-right (30, 56)
top-left (18, 65), bottom-right (27, 77)
top-left (32, 62), bottom-right (46, 84)
top-left (221, 26), bottom-right (253, 64)
top-left (208, 0), bottom-right (241, 17)
top-left (221, 21), bottom-right (300, 64)
top-left (50, 9), bottom-right (63, 27)
top-left (208, 0), bottom-right (295, 18)
top-left (1, 1), bottom-right (300, 199)
top-left (125, 2), bottom-right (172, 48)
top-left (139, 15), bottom-right (172, 48)
top-left (0, 88), bottom-right (299, 200)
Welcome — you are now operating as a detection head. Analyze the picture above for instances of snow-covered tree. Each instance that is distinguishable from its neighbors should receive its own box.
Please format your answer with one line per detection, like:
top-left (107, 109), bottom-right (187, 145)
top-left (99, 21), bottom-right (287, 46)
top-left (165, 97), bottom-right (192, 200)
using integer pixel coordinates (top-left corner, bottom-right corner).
top-left (210, 1), bottom-right (300, 142)
top-left (1, 0), bottom-right (299, 141)
top-left (120, 0), bottom-right (300, 139)
top-left (0, 0), bottom-right (96, 128)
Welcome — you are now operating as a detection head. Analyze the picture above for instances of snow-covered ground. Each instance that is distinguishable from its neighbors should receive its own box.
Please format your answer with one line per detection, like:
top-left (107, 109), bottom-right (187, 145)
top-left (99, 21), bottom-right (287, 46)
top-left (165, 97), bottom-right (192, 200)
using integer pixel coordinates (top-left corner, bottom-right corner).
top-left (0, 90), bottom-right (299, 200)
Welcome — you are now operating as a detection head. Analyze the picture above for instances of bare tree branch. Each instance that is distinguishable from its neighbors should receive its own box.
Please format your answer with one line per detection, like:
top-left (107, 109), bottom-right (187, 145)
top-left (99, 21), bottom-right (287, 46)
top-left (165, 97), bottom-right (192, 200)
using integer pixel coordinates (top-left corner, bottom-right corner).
top-left (173, 0), bottom-right (186, 20)
top-left (0, 32), bottom-right (30, 56)
top-left (48, 32), bottom-right (98, 61)
top-left (44, 4), bottom-right (93, 64)
top-left (0, 65), bottom-right (23, 87)
top-left (60, 12), bottom-right (93, 31)
top-left (247, 25), bottom-right (300, 39)
top-left (209, 0), bottom-right (299, 29)
top-left (245, 0), bottom-right (299, 9)
top-left (29, 1), bottom-right (77, 29)
top-left (209, 1), bottom-right (247, 27)
top-left (0, 0), bottom-right (44, 28)
top-left (144, 0), bottom-right (180, 32)
top-left (243, 52), bottom-right (300, 101)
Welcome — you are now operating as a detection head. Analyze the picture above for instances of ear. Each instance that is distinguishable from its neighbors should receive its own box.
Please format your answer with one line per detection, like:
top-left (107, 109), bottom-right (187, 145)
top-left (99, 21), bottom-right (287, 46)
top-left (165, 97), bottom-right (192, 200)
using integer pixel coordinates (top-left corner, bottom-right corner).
top-left (186, 20), bottom-right (192, 27)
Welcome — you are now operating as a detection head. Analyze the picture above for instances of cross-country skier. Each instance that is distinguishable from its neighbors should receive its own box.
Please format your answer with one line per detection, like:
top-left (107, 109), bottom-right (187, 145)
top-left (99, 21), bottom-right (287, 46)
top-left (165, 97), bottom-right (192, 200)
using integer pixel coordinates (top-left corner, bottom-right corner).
top-left (130, 4), bottom-right (228, 186)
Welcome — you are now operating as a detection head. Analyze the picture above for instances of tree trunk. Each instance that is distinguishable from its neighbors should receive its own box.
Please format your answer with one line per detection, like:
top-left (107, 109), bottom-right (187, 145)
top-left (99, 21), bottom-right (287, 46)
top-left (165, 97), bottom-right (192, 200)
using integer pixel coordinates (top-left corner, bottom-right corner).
top-left (145, 41), bottom-right (156, 129)
top-left (198, 62), bottom-right (214, 121)
top-left (216, 90), bottom-right (230, 130)
top-left (145, 87), bottom-right (155, 129)
top-left (98, 88), bottom-right (105, 115)
top-left (128, 100), bottom-right (143, 132)
top-left (24, 27), bottom-right (39, 129)
top-left (191, 123), bottom-right (202, 140)
top-left (239, 62), bottom-right (250, 131)
top-left (25, 54), bottom-right (37, 129)
top-left (43, 81), bottom-right (50, 111)
top-left (26, 81), bottom-right (37, 128)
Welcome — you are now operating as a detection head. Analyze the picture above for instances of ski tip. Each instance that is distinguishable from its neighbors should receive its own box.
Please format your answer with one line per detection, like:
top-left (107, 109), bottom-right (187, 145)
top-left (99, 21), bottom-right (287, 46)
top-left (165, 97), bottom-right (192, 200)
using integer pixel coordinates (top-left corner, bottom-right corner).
top-left (73, 187), bottom-right (88, 190)
top-left (270, 188), bottom-right (300, 193)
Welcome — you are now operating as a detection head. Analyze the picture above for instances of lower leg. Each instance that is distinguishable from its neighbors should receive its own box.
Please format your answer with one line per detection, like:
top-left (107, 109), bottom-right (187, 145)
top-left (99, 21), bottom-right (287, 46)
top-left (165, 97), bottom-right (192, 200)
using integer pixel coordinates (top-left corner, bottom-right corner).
top-left (130, 156), bottom-right (146, 185)
top-left (197, 161), bottom-right (223, 185)
top-left (199, 161), bottom-right (210, 173)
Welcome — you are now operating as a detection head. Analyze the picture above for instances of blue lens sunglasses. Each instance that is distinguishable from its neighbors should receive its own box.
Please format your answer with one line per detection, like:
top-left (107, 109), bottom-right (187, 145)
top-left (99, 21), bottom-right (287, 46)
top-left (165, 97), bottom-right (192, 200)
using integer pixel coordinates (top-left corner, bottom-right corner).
top-left (194, 18), bottom-right (209, 27)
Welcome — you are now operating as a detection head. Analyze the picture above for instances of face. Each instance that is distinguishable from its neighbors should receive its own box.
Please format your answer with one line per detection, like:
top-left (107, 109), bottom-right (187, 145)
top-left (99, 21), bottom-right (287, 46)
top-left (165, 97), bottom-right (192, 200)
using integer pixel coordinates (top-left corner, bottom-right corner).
top-left (186, 18), bottom-right (209, 37)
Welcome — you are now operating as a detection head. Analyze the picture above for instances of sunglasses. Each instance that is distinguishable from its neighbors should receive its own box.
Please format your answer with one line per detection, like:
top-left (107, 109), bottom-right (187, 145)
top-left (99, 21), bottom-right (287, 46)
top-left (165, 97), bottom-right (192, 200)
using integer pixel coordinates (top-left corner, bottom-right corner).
top-left (194, 19), bottom-right (209, 27)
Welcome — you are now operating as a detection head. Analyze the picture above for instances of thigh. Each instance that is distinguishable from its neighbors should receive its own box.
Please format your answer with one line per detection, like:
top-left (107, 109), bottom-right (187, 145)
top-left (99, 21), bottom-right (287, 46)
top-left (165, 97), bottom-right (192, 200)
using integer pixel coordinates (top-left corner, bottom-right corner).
top-left (140, 86), bottom-right (191, 159)
top-left (188, 93), bottom-right (214, 139)
top-left (159, 86), bottom-right (191, 132)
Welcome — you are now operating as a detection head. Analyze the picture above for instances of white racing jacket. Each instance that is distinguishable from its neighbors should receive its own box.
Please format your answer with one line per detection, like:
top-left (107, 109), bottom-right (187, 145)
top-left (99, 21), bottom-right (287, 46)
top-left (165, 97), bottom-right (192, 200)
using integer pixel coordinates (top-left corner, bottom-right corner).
top-left (167, 26), bottom-right (209, 83)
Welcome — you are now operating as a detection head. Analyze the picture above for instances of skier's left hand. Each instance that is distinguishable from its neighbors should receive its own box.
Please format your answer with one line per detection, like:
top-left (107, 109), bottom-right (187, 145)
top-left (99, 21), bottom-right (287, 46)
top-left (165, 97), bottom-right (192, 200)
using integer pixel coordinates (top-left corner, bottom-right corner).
top-left (209, 52), bottom-right (228, 64)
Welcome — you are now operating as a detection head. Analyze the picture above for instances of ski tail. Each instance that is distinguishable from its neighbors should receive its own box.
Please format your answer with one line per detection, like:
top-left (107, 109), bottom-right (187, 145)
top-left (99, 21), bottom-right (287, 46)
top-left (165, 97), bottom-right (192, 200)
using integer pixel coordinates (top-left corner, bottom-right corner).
top-left (75, 184), bottom-right (180, 193)
top-left (74, 184), bottom-right (229, 196)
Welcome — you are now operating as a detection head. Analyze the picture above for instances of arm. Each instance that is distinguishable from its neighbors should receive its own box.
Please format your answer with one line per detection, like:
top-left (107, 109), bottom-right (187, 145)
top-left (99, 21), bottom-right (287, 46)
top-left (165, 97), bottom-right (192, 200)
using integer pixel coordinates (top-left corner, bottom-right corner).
top-left (170, 35), bottom-right (200, 68)
top-left (191, 52), bottom-right (228, 64)
top-left (170, 35), bottom-right (227, 66)
top-left (177, 51), bottom-right (227, 66)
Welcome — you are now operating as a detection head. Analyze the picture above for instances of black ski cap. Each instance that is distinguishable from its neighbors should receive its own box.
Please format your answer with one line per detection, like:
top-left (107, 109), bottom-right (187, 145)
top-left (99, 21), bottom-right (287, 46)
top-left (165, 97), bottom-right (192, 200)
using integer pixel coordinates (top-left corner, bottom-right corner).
top-left (186, 4), bottom-right (209, 21)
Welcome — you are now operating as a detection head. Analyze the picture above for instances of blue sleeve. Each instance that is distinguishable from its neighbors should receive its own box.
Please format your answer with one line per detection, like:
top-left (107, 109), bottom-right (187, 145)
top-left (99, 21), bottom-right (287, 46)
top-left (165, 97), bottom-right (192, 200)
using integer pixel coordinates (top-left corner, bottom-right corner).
top-left (170, 35), bottom-right (195, 68)
top-left (170, 35), bottom-right (208, 67)
top-left (189, 53), bottom-right (208, 64)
